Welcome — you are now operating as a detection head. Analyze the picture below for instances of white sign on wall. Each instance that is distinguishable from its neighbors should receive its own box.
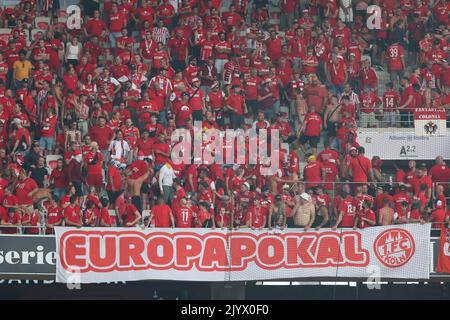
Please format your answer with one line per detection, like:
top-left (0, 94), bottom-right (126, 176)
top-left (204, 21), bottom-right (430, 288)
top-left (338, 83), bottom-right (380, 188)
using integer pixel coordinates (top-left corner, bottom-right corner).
top-left (357, 129), bottom-right (450, 160)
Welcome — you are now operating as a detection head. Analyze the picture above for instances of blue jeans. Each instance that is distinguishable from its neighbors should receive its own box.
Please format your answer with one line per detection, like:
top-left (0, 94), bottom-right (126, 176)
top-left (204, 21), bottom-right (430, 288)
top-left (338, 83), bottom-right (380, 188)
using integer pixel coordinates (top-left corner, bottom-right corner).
top-left (109, 32), bottom-right (122, 48)
top-left (53, 188), bottom-right (66, 201)
top-left (39, 137), bottom-right (54, 151)
top-left (159, 111), bottom-right (167, 127)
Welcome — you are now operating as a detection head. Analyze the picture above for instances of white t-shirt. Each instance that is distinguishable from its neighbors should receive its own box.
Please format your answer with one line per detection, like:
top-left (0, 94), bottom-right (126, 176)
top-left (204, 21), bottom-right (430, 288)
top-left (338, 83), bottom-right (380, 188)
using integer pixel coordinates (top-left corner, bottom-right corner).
top-left (66, 43), bottom-right (81, 60)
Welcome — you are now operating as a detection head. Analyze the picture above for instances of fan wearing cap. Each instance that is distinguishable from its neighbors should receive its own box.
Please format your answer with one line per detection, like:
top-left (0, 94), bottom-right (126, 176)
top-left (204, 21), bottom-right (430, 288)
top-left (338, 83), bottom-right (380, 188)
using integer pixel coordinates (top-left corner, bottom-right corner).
top-left (303, 154), bottom-right (324, 190)
top-left (173, 91), bottom-right (193, 127)
top-left (429, 200), bottom-right (447, 228)
top-left (292, 192), bottom-right (316, 231)
top-left (11, 118), bottom-right (31, 153)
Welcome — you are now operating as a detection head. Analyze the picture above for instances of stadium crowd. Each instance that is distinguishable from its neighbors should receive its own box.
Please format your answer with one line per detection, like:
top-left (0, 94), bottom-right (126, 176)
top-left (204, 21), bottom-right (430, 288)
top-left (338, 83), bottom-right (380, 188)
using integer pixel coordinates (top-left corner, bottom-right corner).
top-left (0, 0), bottom-right (449, 233)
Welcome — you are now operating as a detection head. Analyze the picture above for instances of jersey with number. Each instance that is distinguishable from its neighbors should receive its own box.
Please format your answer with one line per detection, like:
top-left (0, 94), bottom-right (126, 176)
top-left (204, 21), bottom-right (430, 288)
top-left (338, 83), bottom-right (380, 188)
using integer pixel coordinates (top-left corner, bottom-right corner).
top-left (383, 90), bottom-right (400, 112)
top-left (339, 196), bottom-right (356, 227)
top-left (175, 206), bottom-right (194, 228)
top-left (386, 44), bottom-right (404, 71)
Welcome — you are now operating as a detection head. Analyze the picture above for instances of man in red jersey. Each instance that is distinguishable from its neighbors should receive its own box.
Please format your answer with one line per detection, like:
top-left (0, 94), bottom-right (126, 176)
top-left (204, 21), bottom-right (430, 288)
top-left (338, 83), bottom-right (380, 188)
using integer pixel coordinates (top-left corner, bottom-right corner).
top-left (246, 197), bottom-right (267, 229)
top-left (353, 200), bottom-right (376, 229)
top-left (14, 170), bottom-right (38, 208)
top-left (398, 77), bottom-right (415, 127)
top-left (84, 141), bottom-right (104, 190)
top-left (63, 195), bottom-right (82, 227)
top-left (174, 197), bottom-right (194, 228)
top-left (126, 154), bottom-right (153, 212)
top-left (303, 154), bottom-right (324, 190)
top-left (89, 116), bottom-right (115, 158)
top-left (332, 190), bottom-right (355, 229)
top-left (298, 105), bottom-right (322, 156)
top-left (429, 156), bottom-right (450, 193)
top-left (382, 82), bottom-right (400, 127)
top-left (45, 196), bottom-right (62, 234)
top-left (120, 201), bottom-right (141, 227)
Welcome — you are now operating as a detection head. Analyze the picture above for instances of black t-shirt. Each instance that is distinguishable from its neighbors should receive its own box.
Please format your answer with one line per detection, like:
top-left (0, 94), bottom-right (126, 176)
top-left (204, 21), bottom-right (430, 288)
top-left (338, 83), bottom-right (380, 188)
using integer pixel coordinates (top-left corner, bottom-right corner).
top-left (30, 167), bottom-right (49, 188)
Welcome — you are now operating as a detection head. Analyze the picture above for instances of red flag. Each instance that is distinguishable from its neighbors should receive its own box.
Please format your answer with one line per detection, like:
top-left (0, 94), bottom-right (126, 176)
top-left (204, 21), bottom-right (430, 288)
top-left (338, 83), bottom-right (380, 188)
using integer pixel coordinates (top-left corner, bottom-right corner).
top-left (436, 226), bottom-right (450, 273)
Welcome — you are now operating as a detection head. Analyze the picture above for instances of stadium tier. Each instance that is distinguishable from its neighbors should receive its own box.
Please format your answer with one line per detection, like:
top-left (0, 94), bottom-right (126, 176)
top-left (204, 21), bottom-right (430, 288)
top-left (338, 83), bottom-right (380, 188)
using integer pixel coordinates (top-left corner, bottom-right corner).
top-left (0, 0), bottom-right (448, 287)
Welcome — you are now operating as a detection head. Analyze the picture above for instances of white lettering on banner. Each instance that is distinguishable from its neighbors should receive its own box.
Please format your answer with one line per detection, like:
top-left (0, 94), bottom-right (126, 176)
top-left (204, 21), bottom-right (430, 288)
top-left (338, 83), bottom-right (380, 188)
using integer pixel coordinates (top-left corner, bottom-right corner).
top-left (357, 130), bottom-right (450, 160)
top-left (54, 225), bottom-right (431, 283)
top-left (414, 109), bottom-right (447, 136)
top-left (444, 243), bottom-right (450, 257)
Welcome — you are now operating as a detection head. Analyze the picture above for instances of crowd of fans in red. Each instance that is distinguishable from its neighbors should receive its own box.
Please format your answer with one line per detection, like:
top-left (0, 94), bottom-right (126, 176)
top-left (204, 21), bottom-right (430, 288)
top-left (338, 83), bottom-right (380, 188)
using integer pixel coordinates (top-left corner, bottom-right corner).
top-left (0, 0), bottom-right (448, 233)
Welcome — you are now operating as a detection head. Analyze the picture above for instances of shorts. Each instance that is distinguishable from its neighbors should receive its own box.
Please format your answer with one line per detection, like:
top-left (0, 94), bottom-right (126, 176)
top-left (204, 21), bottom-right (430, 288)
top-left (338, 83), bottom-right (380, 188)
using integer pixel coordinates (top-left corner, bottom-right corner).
top-left (299, 135), bottom-right (320, 148)
top-left (140, 182), bottom-right (150, 194)
top-left (107, 190), bottom-right (122, 204)
top-left (408, 40), bottom-right (420, 53)
top-left (87, 173), bottom-right (103, 187)
top-left (326, 121), bottom-right (338, 137)
top-left (376, 38), bottom-right (388, 51)
top-left (39, 137), bottom-right (54, 150)
top-left (389, 69), bottom-right (404, 83)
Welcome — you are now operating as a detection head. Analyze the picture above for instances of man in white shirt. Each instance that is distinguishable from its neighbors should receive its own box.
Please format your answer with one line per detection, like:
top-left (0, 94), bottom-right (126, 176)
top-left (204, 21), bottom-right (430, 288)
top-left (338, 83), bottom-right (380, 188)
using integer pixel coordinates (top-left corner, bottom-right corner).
top-left (108, 130), bottom-right (130, 163)
top-left (159, 162), bottom-right (177, 205)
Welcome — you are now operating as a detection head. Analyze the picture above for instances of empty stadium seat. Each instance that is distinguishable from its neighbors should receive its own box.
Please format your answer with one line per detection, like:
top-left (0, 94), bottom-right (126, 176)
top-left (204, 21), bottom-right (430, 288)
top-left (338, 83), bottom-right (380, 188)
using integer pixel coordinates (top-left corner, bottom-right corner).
top-left (31, 29), bottom-right (47, 40)
top-left (0, 29), bottom-right (11, 46)
top-left (45, 155), bottom-right (62, 174)
top-left (34, 17), bottom-right (51, 30)
top-left (141, 210), bottom-right (151, 225)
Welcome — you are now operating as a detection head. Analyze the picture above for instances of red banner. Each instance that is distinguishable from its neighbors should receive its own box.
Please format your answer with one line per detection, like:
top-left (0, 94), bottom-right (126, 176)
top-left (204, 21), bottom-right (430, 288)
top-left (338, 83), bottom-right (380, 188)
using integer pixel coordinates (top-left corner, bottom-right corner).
top-left (437, 226), bottom-right (450, 273)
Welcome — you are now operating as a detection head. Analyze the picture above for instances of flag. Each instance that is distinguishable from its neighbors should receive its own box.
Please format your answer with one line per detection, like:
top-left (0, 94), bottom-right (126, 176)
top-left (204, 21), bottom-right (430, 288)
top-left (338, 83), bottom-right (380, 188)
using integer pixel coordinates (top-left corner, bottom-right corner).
top-left (436, 226), bottom-right (450, 273)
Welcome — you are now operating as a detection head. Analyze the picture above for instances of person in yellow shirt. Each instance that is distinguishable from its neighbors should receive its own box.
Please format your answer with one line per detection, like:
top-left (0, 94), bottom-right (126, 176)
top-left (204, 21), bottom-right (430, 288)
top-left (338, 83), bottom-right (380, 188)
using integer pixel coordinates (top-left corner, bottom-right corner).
top-left (12, 49), bottom-right (33, 89)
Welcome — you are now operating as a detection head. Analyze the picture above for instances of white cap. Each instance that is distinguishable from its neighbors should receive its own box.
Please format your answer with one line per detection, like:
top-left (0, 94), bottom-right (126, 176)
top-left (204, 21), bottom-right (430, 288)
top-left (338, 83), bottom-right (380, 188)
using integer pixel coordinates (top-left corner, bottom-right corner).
top-left (300, 193), bottom-right (311, 201)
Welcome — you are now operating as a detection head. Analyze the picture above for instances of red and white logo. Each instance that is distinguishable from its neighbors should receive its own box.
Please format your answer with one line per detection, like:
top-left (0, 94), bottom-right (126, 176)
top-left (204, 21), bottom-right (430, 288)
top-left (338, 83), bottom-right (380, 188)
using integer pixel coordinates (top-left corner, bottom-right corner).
top-left (374, 228), bottom-right (415, 268)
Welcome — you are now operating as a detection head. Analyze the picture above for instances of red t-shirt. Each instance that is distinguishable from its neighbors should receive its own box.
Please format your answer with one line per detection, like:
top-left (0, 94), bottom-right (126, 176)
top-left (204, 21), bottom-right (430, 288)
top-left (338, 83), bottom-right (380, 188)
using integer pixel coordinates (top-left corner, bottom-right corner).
top-left (349, 156), bottom-right (372, 183)
top-left (339, 196), bottom-right (356, 227)
top-left (175, 206), bottom-right (194, 228)
top-left (14, 178), bottom-right (38, 205)
top-left (152, 204), bottom-right (172, 227)
top-left (386, 44), bottom-right (404, 71)
top-left (303, 112), bottom-right (322, 136)
top-left (303, 161), bottom-right (323, 188)
top-left (89, 125), bottom-right (114, 150)
top-left (64, 205), bottom-right (81, 225)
